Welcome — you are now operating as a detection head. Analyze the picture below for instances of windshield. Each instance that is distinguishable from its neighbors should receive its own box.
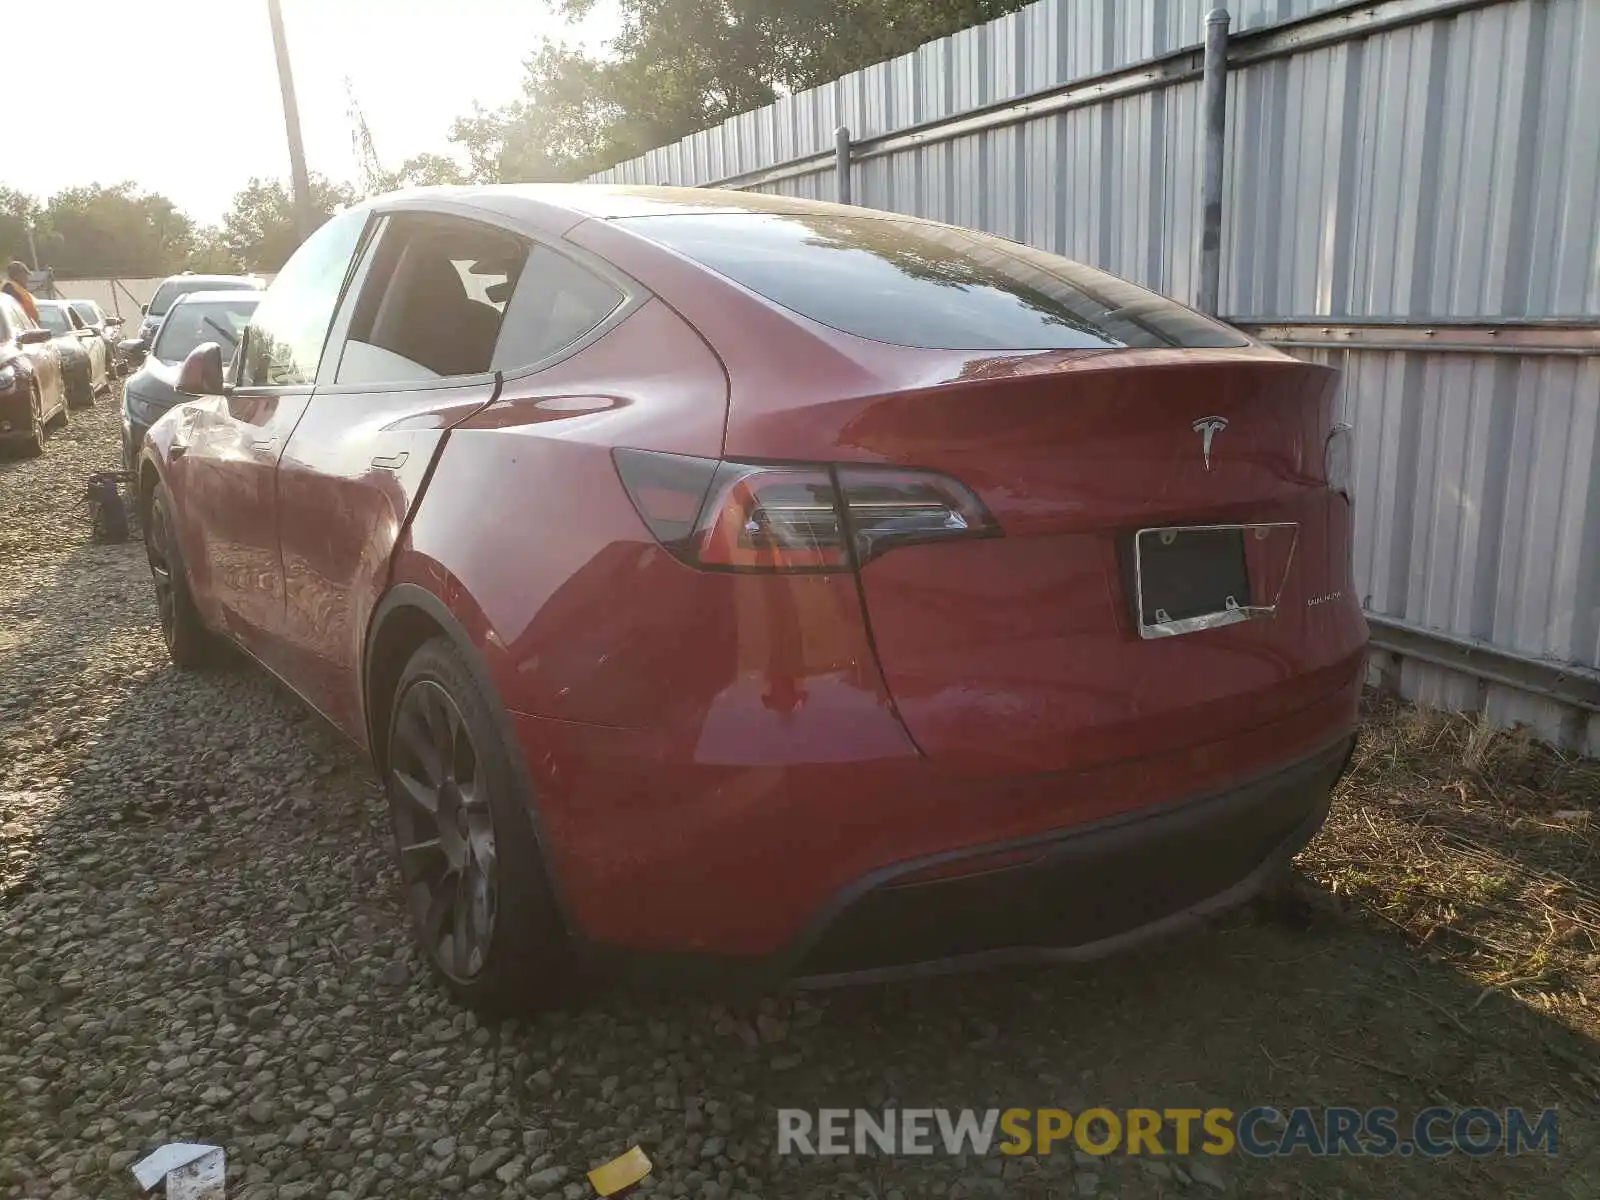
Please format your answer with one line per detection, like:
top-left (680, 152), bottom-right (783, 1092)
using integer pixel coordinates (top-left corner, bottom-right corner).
top-left (36, 306), bottom-right (73, 335)
top-left (623, 212), bottom-right (1247, 351)
top-left (150, 278), bottom-right (255, 316)
top-left (151, 297), bottom-right (259, 363)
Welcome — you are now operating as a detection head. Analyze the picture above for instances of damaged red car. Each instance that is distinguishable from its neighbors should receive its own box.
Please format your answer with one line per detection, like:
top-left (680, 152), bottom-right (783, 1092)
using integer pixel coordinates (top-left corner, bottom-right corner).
top-left (137, 186), bottom-right (1366, 1009)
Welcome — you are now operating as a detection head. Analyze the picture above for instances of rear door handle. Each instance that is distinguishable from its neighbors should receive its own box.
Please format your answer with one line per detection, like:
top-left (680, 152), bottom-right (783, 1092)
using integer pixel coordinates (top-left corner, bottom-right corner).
top-left (371, 452), bottom-right (408, 471)
top-left (251, 437), bottom-right (278, 453)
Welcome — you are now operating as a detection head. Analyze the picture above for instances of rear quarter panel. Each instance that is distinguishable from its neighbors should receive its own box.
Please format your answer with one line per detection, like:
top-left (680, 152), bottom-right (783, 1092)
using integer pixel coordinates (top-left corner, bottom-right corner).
top-left (393, 296), bottom-right (731, 723)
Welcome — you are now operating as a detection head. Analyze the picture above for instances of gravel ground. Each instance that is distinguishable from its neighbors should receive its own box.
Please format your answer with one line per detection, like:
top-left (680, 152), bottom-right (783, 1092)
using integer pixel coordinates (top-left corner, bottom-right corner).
top-left (2, 395), bottom-right (1596, 1199)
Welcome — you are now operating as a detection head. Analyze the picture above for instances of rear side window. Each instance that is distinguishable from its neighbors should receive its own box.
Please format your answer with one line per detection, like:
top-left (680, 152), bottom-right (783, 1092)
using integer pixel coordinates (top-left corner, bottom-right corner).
top-left (492, 245), bottom-right (623, 372)
top-left (622, 212), bottom-right (1246, 351)
top-left (333, 215), bottom-right (623, 385)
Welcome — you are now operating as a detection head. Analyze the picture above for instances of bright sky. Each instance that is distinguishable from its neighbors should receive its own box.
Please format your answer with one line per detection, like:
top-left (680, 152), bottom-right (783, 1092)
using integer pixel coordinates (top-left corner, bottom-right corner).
top-left (11, 0), bottom-right (619, 224)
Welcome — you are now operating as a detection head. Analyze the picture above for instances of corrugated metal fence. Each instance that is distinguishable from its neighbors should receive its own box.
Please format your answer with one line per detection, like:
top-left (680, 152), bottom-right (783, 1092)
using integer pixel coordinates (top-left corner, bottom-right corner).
top-left (590, 0), bottom-right (1600, 754)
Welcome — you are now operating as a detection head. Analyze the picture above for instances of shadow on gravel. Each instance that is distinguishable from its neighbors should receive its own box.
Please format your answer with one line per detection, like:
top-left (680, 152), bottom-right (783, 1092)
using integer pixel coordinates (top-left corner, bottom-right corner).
top-left (1, 447), bottom-right (1596, 1199)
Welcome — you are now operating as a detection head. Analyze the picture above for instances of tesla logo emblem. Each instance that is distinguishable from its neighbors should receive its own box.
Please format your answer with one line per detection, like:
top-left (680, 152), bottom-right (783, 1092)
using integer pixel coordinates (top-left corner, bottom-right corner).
top-left (1192, 416), bottom-right (1228, 471)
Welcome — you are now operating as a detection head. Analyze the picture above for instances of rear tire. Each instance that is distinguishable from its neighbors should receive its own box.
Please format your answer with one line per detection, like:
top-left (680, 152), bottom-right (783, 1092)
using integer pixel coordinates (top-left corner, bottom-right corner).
top-left (67, 366), bottom-right (93, 409)
top-left (384, 636), bottom-right (573, 1013)
top-left (144, 481), bottom-right (213, 668)
top-left (21, 387), bottom-right (45, 457)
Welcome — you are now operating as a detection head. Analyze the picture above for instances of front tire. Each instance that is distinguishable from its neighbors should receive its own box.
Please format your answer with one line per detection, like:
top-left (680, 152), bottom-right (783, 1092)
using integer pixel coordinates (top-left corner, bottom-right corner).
top-left (144, 481), bottom-right (213, 668)
top-left (385, 636), bottom-right (572, 1013)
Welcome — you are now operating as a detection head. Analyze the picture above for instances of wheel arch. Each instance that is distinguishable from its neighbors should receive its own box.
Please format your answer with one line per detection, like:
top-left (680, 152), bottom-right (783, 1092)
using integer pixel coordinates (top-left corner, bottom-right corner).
top-left (363, 583), bottom-right (464, 771)
top-left (362, 581), bottom-right (581, 938)
top-left (136, 451), bottom-right (162, 521)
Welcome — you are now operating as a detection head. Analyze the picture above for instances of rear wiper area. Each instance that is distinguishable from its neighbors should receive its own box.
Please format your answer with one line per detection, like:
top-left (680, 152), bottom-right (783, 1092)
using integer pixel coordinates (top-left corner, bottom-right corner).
top-left (202, 316), bottom-right (240, 347)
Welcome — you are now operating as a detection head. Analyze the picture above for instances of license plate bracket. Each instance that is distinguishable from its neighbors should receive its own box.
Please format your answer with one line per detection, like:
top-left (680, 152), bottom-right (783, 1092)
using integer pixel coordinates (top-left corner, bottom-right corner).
top-left (1133, 523), bottom-right (1298, 639)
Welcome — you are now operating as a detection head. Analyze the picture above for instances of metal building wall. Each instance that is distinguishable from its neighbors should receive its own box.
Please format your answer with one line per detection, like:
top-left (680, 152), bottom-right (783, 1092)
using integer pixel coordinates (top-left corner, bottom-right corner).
top-left (588, 0), bottom-right (1600, 752)
top-left (590, 0), bottom-right (1357, 192)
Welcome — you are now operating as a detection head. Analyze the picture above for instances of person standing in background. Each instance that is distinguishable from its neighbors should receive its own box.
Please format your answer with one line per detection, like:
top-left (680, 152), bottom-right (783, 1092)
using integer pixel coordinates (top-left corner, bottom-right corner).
top-left (3, 261), bottom-right (41, 324)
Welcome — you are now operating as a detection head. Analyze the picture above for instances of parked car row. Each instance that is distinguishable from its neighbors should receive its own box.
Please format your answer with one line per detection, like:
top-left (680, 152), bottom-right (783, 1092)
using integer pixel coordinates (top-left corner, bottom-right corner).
top-left (0, 270), bottom-right (260, 458)
top-left (0, 294), bottom-right (80, 456)
top-left (135, 184), bottom-right (1367, 1011)
top-left (35, 299), bottom-right (112, 407)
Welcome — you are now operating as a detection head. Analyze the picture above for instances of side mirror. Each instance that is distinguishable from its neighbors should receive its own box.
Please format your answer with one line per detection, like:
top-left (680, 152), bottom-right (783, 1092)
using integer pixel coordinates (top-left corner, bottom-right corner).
top-left (177, 341), bottom-right (225, 396)
top-left (118, 336), bottom-right (149, 365)
top-left (106, 316), bottom-right (124, 327)
top-left (18, 329), bottom-right (52, 345)
top-left (140, 302), bottom-right (149, 316)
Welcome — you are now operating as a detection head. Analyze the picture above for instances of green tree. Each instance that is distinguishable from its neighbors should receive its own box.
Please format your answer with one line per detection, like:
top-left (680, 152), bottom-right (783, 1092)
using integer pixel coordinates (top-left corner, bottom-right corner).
top-left (0, 187), bottom-right (41, 268)
top-left (388, 152), bottom-right (472, 189)
top-left (221, 175), bottom-right (358, 271)
top-left (450, 45), bottom-right (624, 183)
top-left (30, 183), bottom-right (194, 277)
top-left (185, 225), bottom-right (241, 273)
top-left (454, 0), bottom-right (1034, 182)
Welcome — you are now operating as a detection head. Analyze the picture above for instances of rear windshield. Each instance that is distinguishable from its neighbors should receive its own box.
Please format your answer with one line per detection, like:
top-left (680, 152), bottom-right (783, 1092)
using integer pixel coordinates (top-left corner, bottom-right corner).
top-left (152, 297), bottom-right (259, 363)
top-left (622, 212), bottom-right (1246, 351)
top-left (150, 278), bottom-right (255, 315)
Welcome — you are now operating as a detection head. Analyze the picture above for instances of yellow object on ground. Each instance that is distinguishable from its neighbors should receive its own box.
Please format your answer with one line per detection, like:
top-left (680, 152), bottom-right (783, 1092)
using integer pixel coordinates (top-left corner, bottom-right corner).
top-left (588, 1145), bottom-right (653, 1196)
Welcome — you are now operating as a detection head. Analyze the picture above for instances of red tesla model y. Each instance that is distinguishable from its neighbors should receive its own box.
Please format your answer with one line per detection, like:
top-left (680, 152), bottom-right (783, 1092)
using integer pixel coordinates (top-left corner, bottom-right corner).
top-left (138, 185), bottom-right (1367, 1009)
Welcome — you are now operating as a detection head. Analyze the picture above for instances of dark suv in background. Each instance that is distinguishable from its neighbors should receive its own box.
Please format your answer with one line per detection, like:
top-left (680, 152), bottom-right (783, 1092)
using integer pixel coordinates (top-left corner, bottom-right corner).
top-left (132, 273), bottom-right (264, 351)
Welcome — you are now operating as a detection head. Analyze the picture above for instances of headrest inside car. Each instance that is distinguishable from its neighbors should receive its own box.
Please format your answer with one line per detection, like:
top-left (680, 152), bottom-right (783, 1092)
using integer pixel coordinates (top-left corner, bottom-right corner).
top-left (470, 257), bottom-right (518, 276)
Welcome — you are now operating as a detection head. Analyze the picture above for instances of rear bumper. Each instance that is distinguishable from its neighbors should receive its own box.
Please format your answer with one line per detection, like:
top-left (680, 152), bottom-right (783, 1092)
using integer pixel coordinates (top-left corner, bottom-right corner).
top-left (789, 733), bottom-right (1351, 986)
top-left (511, 650), bottom-right (1364, 968)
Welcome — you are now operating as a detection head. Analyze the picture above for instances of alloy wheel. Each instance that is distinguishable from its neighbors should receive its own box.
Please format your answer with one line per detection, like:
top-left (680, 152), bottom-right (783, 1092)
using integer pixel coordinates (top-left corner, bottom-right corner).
top-left (27, 389), bottom-right (44, 456)
top-left (388, 679), bottom-right (498, 982)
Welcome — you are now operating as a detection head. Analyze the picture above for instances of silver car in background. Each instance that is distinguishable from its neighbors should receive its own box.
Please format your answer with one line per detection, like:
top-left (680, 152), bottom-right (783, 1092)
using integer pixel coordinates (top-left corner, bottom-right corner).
top-left (34, 300), bottom-right (110, 409)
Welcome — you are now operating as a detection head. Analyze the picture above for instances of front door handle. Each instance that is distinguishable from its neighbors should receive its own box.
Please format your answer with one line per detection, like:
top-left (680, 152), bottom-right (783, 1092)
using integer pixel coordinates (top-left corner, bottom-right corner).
top-left (251, 437), bottom-right (278, 453)
top-left (371, 452), bottom-right (408, 471)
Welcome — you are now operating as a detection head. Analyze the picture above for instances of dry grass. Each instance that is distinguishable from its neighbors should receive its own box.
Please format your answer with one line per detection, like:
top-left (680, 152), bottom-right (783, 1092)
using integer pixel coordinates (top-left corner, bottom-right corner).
top-left (1301, 691), bottom-right (1600, 1041)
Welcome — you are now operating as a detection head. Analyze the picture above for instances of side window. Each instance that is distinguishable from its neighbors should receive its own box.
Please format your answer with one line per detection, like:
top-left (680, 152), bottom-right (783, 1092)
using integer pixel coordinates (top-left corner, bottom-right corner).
top-left (241, 207), bottom-right (369, 387)
top-left (335, 214), bottom-right (526, 385)
top-left (0, 300), bottom-right (13, 342)
top-left (491, 246), bottom-right (623, 372)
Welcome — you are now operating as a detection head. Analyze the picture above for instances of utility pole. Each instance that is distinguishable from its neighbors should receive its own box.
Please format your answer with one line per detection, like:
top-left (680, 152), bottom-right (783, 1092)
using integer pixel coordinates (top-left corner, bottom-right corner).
top-left (266, 0), bottom-right (315, 244)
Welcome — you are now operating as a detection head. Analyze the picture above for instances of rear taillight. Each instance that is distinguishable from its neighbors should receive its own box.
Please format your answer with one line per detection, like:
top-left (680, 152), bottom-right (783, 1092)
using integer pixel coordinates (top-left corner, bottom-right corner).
top-left (613, 449), bottom-right (999, 573)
